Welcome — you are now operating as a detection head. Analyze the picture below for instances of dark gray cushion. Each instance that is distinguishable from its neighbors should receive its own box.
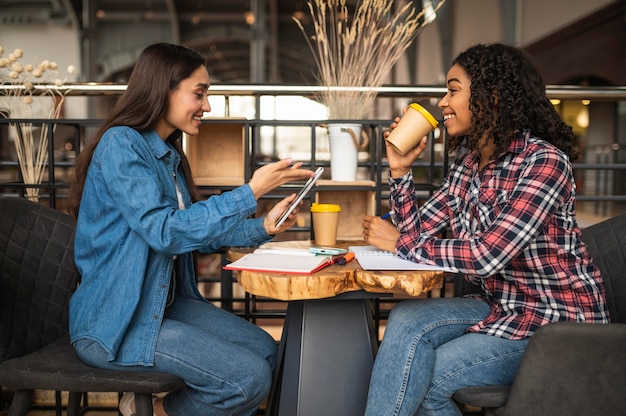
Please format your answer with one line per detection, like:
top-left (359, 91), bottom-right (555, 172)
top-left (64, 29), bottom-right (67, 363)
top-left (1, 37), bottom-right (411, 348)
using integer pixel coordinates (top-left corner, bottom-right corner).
top-left (580, 212), bottom-right (626, 324)
top-left (503, 322), bottom-right (626, 416)
top-left (0, 336), bottom-right (183, 393)
top-left (453, 385), bottom-right (510, 408)
top-left (0, 197), bottom-right (184, 415)
top-left (454, 212), bottom-right (626, 414)
top-left (0, 196), bottom-right (79, 362)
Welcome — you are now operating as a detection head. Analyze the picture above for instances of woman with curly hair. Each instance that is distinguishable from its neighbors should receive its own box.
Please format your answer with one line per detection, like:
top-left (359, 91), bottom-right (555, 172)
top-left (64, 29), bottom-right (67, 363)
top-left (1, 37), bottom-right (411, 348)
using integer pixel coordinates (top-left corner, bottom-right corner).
top-left (361, 43), bottom-right (609, 415)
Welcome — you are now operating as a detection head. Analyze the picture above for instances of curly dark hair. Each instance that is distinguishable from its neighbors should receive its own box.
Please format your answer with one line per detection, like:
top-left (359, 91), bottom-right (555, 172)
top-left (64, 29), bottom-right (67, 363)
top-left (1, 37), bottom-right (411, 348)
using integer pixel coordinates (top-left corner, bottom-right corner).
top-left (447, 43), bottom-right (576, 160)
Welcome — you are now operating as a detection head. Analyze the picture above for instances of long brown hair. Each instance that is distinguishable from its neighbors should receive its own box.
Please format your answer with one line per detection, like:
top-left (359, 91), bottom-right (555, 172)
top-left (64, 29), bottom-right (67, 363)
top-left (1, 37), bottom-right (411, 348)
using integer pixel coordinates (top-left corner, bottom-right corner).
top-left (67, 43), bottom-right (204, 217)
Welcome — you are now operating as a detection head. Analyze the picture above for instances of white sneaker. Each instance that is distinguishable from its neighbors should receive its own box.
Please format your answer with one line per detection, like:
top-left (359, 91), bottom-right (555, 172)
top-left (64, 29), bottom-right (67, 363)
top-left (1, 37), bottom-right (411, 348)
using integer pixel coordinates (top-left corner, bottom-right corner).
top-left (118, 392), bottom-right (136, 416)
top-left (119, 392), bottom-right (159, 416)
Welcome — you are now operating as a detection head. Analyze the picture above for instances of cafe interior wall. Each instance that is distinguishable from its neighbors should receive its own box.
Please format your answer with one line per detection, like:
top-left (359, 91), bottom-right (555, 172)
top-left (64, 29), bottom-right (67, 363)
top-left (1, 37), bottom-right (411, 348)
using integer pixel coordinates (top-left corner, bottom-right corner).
top-left (1, 0), bottom-right (621, 200)
top-left (0, 0), bottom-right (616, 117)
top-left (0, 0), bottom-right (622, 187)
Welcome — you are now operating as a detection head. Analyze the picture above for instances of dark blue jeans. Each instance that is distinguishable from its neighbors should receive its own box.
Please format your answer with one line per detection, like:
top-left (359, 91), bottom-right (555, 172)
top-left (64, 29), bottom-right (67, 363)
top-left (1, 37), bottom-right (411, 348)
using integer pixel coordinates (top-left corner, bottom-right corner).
top-left (365, 297), bottom-right (529, 416)
top-left (74, 296), bottom-right (277, 416)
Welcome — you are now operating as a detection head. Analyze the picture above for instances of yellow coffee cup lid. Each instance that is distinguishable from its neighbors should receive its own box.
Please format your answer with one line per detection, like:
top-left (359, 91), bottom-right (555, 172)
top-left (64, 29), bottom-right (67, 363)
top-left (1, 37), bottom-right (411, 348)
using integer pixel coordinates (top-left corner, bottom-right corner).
top-left (310, 203), bottom-right (341, 213)
top-left (409, 103), bottom-right (439, 129)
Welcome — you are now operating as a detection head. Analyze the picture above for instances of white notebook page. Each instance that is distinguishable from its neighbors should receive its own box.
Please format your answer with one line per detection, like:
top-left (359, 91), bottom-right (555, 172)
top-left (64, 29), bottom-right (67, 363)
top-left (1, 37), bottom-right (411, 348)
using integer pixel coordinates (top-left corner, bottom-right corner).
top-left (349, 246), bottom-right (457, 272)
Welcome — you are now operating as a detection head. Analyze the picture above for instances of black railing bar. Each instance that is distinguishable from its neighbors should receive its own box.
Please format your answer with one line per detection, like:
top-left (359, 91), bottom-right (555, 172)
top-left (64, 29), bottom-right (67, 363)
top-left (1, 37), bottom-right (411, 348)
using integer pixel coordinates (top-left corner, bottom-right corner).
top-left (201, 118), bottom-right (391, 126)
top-left (0, 118), bottom-right (103, 126)
top-left (576, 195), bottom-right (626, 202)
top-left (3, 183), bottom-right (622, 203)
top-left (0, 182), bottom-right (69, 189)
top-left (234, 313), bottom-right (289, 320)
top-left (571, 163), bottom-right (626, 170)
top-left (2, 84), bottom-right (626, 100)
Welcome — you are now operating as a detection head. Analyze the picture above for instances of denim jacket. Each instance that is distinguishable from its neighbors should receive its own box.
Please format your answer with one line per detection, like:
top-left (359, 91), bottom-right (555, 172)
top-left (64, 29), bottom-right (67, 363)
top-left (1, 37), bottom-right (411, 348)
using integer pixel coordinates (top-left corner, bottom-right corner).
top-left (69, 126), bottom-right (271, 366)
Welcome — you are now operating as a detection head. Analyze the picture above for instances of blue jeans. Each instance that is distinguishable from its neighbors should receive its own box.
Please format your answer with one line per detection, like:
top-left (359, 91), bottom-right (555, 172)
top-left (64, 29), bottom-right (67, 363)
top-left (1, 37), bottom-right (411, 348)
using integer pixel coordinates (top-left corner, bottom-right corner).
top-left (74, 296), bottom-right (277, 416)
top-left (365, 297), bottom-right (529, 416)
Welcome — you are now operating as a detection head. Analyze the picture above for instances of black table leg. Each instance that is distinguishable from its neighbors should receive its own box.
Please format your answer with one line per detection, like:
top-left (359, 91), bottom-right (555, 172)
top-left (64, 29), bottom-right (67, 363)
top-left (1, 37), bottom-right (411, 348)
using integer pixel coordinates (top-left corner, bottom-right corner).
top-left (267, 293), bottom-right (379, 416)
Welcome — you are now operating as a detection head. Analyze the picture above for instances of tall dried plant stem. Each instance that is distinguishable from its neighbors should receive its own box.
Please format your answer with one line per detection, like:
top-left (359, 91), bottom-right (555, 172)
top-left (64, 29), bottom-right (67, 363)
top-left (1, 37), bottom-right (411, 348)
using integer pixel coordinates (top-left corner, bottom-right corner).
top-left (1, 46), bottom-right (75, 202)
top-left (7, 92), bottom-right (64, 200)
top-left (295, 0), bottom-right (446, 119)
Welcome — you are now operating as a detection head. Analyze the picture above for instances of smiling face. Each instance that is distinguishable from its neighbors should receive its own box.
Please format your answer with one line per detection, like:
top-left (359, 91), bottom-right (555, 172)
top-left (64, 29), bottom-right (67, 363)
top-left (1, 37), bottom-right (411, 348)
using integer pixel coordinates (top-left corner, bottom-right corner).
top-left (155, 65), bottom-right (212, 140)
top-left (438, 63), bottom-right (473, 137)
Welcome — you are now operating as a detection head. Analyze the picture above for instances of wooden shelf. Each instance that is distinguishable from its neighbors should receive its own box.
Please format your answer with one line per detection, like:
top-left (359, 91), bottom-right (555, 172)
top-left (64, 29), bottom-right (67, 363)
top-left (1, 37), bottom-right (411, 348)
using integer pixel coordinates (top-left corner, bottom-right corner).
top-left (315, 185), bottom-right (376, 240)
top-left (184, 122), bottom-right (246, 186)
top-left (316, 179), bottom-right (376, 188)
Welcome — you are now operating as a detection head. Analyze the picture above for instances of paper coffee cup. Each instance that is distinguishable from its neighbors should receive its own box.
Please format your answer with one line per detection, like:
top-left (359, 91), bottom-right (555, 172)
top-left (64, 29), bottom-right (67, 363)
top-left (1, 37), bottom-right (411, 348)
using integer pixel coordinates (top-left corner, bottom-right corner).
top-left (385, 103), bottom-right (438, 156)
top-left (310, 203), bottom-right (341, 246)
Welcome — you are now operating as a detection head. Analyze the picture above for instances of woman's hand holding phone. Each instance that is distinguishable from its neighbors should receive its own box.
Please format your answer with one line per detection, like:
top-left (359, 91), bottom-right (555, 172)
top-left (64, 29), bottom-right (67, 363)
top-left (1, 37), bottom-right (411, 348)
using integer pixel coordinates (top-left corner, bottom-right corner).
top-left (248, 159), bottom-right (316, 200)
top-left (274, 167), bottom-right (324, 228)
top-left (264, 193), bottom-right (301, 234)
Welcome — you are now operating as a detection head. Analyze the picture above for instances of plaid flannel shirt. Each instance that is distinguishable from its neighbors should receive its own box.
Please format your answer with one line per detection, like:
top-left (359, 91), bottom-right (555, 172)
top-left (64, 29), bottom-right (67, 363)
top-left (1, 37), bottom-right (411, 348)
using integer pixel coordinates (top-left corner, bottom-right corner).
top-left (392, 132), bottom-right (610, 339)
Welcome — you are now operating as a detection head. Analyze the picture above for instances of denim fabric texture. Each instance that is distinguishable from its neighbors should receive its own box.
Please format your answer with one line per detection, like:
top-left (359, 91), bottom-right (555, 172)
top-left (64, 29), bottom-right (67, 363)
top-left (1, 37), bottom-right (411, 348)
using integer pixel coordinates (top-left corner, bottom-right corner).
top-left (75, 297), bottom-right (277, 416)
top-left (70, 126), bottom-right (272, 366)
top-left (365, 297), bottom-right (529, 416)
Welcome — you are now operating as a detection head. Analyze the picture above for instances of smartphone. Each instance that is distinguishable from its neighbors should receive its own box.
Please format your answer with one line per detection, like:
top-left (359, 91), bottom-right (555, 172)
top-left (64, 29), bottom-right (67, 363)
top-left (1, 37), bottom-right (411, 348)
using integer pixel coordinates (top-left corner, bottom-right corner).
top-left (275, 167), bottom-right (324, 228)
top-left (308, 246), bottom-right (348, 255)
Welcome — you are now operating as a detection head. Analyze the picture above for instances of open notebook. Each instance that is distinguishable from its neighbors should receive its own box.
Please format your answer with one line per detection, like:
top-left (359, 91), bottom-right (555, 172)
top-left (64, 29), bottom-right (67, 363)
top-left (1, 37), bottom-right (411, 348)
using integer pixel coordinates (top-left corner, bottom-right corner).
top-left (224, 247), bottom-right (334, 275)
top-left (349, 245), bottom-right (457, 272)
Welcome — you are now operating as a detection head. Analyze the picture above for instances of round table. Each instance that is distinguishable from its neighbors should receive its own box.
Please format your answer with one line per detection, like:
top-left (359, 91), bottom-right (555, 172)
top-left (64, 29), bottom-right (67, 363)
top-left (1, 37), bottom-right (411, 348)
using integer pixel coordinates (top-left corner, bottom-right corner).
top-left (225, 241), bottom-right (448, 416)
top-left (226, 240), bottom-right (444, 300)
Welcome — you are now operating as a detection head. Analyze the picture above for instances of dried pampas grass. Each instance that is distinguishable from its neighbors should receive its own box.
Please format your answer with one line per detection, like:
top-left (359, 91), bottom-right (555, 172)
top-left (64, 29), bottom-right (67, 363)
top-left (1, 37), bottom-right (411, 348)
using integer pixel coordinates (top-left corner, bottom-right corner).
top-left (0, 46), bottom-right (75, 200)
top-left (294, 0), bottom-right (446, 119)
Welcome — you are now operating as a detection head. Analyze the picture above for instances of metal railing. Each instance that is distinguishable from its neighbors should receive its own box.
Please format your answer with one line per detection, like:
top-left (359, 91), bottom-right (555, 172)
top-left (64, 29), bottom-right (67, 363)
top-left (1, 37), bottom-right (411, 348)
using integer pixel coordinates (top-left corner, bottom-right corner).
top-left (1, 83), bottom-right (625, 324)
top-left (3, 82), bottom-right (626, 99)
top-left (2, 82), bottom-right (625, 200)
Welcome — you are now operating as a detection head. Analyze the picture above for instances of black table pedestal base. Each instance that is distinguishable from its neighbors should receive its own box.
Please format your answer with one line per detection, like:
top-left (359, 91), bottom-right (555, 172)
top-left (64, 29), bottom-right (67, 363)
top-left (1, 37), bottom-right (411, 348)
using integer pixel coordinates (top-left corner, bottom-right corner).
top-left (266, 293), bottom-right (380, 416)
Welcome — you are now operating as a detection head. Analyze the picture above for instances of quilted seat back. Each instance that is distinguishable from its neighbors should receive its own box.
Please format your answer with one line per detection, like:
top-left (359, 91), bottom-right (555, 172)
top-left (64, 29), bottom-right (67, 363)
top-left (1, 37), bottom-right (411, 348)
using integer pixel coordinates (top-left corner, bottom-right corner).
top-left (0, 197), bottom-right (80, 362)
top-left (581, 211), bottom-right (626, 324)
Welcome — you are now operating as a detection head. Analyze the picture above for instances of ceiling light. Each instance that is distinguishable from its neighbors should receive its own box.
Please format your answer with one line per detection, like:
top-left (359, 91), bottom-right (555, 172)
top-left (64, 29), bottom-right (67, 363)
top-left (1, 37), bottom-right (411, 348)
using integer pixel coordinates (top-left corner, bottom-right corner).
top-left (245, 11), bottom-right (255, 25)
top-left (576, 106), bottom-right (589, 128)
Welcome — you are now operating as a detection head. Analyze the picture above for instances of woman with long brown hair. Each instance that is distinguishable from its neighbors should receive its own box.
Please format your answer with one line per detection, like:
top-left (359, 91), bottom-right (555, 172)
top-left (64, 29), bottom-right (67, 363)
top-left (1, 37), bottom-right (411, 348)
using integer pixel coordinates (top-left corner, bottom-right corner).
top-left (68, 43), bottom-right (314, 416)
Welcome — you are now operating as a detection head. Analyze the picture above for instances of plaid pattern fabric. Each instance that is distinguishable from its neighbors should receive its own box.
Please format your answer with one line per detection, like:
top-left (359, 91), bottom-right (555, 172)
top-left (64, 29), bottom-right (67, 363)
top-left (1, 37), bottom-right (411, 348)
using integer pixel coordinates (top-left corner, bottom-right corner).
top-left (392, 132), bottom-right (610, 339)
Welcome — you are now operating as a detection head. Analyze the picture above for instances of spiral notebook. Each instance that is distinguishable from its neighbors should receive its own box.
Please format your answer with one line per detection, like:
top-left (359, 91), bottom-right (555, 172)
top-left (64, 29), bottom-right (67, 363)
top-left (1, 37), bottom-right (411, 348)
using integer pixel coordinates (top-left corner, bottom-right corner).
top-left (349, 245), bottom-right (457, 272)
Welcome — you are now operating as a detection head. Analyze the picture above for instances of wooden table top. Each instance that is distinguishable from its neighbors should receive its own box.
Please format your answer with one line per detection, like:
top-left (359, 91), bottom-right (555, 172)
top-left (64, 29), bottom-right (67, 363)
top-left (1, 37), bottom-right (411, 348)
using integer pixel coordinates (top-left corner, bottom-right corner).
top-left (226, 241), bottom-right (445, 301)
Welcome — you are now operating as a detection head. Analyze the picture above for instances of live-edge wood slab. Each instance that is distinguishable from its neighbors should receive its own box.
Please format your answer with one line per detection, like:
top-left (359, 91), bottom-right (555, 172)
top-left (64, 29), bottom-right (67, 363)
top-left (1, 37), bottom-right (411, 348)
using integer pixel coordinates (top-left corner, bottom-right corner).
top-left (226, 241), bottom-right (444, 300)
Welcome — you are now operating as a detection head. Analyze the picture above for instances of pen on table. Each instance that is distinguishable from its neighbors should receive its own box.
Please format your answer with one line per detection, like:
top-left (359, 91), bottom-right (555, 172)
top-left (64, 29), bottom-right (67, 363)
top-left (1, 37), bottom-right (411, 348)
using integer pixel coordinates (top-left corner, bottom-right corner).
top-left (330, 254), bottom-right (344, 265)
top-left (335, 251), bottom-right (355, 265)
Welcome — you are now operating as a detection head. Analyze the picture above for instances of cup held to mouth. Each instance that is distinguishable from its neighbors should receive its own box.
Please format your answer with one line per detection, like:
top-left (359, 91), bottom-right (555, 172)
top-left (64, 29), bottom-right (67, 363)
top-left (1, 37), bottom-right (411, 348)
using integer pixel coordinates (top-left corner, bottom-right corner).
top-left (385, 103), bottom-right (438, 156)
